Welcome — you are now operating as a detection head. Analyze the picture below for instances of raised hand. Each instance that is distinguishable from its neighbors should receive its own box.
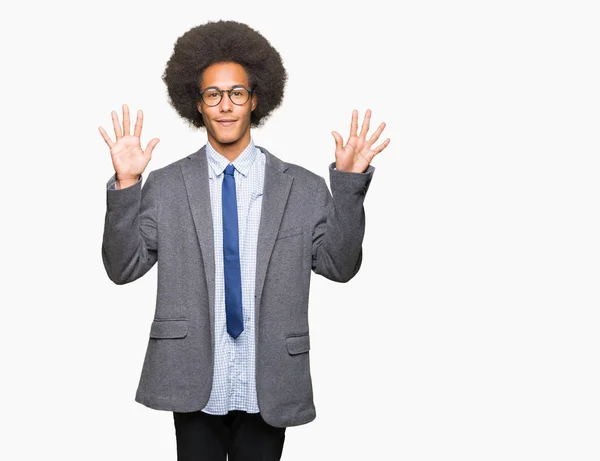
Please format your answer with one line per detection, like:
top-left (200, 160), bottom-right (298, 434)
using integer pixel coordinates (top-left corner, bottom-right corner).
top-left (98, 104), bottom-right (160, 188)
top-left (331, 109), bottom-right (390, 173)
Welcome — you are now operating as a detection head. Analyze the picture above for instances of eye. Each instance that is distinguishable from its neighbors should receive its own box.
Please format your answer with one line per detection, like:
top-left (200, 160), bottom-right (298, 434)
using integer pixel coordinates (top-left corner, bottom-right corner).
top-left (232, 90), bottom-right (243, 97)
top-left (206, 91), bottom-right (220, 99)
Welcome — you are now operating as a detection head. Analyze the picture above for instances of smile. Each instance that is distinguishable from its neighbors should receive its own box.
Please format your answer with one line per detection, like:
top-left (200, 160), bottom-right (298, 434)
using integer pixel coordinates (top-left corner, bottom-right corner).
top-left (216, 120), bottom-right (237, 127)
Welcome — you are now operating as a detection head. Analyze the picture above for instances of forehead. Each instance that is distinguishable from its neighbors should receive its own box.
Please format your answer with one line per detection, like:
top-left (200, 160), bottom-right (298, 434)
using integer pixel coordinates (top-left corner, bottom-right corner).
top-left (200, 62), bottom-right (249, 89)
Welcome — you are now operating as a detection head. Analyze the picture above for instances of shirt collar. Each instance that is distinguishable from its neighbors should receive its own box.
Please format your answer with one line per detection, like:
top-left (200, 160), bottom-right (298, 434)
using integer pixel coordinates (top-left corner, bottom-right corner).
top-left (206, 139), bottom-right (257, 179)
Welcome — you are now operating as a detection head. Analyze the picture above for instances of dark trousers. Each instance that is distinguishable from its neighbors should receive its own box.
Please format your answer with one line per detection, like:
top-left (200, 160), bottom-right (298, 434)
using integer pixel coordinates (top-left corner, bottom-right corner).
top-left (173, 410), bottom-right (286, 461)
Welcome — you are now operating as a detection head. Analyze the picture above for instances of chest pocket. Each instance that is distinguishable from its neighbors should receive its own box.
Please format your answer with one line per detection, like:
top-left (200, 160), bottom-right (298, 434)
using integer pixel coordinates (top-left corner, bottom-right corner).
top-left (276, 226), bottom-right (303, 240)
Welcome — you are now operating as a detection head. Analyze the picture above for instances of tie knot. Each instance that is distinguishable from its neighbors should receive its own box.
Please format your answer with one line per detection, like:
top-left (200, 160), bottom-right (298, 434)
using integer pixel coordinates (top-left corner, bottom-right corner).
top-left (224, 164), bottom-right (235, 176)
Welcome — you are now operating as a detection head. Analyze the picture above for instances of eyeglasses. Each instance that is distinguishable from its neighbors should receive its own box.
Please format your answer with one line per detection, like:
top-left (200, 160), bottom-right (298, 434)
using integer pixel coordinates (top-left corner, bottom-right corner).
top-left (198, 86), bottom-right (253, 107)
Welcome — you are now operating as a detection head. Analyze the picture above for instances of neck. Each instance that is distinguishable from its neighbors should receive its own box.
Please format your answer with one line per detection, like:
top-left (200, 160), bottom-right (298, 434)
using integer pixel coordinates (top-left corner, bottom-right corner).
top-left (207, 133), bottom-right (251, 162)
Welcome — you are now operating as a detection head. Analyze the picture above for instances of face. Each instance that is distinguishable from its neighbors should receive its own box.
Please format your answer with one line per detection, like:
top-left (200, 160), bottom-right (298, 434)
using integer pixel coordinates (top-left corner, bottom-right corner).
top-left (197, 62), bottom-right (257, 157)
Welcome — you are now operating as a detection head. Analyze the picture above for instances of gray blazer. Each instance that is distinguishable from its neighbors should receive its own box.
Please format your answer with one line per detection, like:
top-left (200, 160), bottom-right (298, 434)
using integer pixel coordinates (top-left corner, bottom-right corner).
top-left (102, 145), bottom-right (374, 428)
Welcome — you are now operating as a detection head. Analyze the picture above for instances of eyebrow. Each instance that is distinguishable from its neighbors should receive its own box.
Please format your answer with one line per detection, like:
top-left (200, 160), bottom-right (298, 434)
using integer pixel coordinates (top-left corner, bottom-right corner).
top-left (201, 84), bottom-right (247, 91)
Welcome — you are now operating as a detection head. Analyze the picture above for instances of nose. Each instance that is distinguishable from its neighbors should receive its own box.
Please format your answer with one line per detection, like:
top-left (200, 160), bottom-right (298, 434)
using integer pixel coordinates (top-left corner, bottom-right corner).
top-left (219, 91), bottom-right (233, 112)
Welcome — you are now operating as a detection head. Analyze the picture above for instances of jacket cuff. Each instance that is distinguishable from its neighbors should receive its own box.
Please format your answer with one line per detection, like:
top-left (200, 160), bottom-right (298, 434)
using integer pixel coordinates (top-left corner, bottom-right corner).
top-left (106, 174), bottom-right (144, 209)
top-left (328, 163), bottom-right (374, 195)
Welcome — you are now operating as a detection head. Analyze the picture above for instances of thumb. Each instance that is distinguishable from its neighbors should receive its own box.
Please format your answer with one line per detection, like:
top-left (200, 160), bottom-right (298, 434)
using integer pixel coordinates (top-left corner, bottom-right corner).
top-left (145, 138), bottom-right (160, 158)
top-left (331, 131), bottom-right (343, 151)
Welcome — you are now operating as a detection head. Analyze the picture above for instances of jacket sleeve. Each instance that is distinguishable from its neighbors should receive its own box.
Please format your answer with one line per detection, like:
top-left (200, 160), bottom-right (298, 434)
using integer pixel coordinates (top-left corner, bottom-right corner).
top-left (102, 171), bottom-right (158, 285)
top-left (311, 163), bottom-right (374, 283)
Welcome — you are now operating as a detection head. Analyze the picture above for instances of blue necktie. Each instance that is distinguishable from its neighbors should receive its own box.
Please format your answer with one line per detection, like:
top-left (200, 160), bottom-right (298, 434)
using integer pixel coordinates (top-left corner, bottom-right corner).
top-left (222, 164), bottom-right (243, 339)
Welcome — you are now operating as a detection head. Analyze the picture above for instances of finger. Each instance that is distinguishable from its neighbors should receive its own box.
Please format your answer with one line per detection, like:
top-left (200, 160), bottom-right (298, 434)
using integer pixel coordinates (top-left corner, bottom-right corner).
top-left (331, 131), bottom-right (344, 151)
top-left (367, 122), bottom-right (386, 145)
top-left (359, 109), bottom-right (371, 139)
top-left (133, 109), bottom-right (144, 138)
top-left (371, 138), bottom-right (391, 156)
top-left (348, 109), bottom-right (358, 139)
top-left (123, 104), bottom-right (131, 137)
top-left (98, 126), bottom-right (114, 148)
top-left (111, 110), bottom-right (123, 141)
top-left (145, 138), bottom-right (160, 158)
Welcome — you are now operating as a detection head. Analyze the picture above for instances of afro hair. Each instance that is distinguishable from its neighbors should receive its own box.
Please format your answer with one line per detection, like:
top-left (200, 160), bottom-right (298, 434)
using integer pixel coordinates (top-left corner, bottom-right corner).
top-left (162, 20), bottom-right (287, 129)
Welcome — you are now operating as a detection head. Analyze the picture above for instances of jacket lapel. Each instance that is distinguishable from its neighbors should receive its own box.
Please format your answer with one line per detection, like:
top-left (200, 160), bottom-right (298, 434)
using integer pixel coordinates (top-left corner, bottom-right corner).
top-left (255, 147), bottom-right (293, 308)
top-left (180, 146), bottom-right (216, 332)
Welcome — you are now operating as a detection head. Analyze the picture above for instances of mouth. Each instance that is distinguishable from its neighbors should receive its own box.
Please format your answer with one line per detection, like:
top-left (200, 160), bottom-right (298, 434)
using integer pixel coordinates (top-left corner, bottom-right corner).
top-left (216, 119), bottom-right (237, 127)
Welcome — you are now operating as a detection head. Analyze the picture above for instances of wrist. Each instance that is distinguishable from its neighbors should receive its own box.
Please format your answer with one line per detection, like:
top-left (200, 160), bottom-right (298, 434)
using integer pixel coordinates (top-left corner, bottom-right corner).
top-left (116, 175), bottom-right (140, 189)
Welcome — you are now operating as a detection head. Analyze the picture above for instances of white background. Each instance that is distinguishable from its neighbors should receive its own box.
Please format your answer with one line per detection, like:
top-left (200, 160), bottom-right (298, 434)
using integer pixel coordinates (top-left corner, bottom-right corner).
top-left (2, 0), bottom-right (600, 460)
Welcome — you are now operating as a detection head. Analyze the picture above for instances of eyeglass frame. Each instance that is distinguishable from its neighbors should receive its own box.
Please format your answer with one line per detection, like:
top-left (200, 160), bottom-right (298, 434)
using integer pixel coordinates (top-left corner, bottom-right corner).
top-left (198, 85), bottom-right (254, 107)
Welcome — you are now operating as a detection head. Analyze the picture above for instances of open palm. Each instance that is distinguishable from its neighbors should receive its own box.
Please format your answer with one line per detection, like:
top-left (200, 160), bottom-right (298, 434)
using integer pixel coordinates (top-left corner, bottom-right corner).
top-left (98, 104), bottom-right (160, 182)
top-left (332, 109), bottom-right (390, 173)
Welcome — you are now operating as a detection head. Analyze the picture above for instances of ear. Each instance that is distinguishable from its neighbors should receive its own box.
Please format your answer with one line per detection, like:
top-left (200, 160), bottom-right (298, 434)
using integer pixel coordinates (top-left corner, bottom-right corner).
top-left (250, 92), bottom-right (257, 112)
top-left (196, 100), bottom-right (203, 115)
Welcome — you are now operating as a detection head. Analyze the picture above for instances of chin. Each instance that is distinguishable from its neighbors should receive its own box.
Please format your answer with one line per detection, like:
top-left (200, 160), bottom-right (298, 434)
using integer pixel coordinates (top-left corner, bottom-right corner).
top-left (215, 137), bottom-right (238, 145)
top-left (215, 134), bottom-right (242, 145)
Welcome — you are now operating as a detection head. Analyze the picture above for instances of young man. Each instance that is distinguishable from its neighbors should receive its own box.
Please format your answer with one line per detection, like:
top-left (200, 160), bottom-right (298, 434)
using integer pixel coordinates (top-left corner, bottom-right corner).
top-left (100, 20), bottom-right (389, 461)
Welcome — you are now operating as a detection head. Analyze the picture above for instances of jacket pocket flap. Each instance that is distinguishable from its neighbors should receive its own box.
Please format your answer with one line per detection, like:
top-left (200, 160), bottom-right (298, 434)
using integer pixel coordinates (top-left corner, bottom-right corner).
top-left (150, 319), bottom-right (188, 339)
top-left (276, 226), bottom-right (303, 240)
top-left (286, 334), bottom-right (310, 355)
